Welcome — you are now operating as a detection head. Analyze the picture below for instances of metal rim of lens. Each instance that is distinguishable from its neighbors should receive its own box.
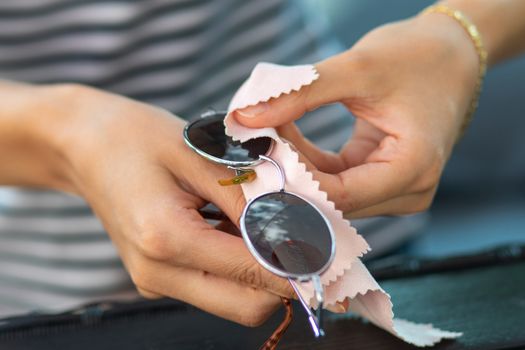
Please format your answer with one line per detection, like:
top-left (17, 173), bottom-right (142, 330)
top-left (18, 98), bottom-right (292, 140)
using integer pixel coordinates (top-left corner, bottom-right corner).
top-left (239, 191), bottom-right (336, 280)
top-left (183, 112), bottom-right (274, 168)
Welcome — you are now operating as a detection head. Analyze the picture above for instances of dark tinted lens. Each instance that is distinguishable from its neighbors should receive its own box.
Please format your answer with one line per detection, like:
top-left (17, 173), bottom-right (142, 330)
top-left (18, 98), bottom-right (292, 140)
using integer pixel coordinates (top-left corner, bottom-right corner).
top-left (244, 192), bottom-right (333, 275)
top-left (187, 114), bottom-right (272, 162)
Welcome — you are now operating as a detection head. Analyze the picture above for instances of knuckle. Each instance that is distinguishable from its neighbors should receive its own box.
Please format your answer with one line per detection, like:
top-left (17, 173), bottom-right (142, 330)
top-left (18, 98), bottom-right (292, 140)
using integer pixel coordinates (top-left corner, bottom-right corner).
top-left (236, 303), bottom-right (273, 327)
top-left (412, 200), bottom-right (431, 213)
top-left (283, 284), bottom-right (295, 299)
top-left (137, 229), bottom-right (173, 261)
top-left (410, 193), bottom-right (435, 213)
top-left (129, 264), bottom-right (151, 290)
top-left (238, 311), bottom-right (268, 328)
top-left (51, 82), bottom-right (91, 98)
top-left (135, 216), bottom-right (186, 262)
top-left (136, 287), bottom-right (160, 300)
top-left (340, 194), bottom-right (359, 213)
top-left (231, 260), bottom-right (264, 287)
top-left (228, 260), bottom-right (292, 298)
top-left (413, 160), bottom-right (443, 193)
top-left (339, 50), bottom-right (380, 90)
top-left (346, 50), bottom-right (376, 72)
top-left (338, 50), bottom-right (375, 76)
top-left (405, 139), bottom-right (446, 193)
top-left (332, 174), bottom-right (358, 213)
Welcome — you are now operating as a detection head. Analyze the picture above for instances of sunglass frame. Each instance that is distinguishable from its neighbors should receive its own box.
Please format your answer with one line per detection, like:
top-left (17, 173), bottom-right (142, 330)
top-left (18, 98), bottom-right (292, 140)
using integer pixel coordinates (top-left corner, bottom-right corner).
top-left (183, 110), bottom-right (335, 337)
top-left (240, 190), bottom-right (336, 281)
top-left (183, 112), bottom-right (275, 168)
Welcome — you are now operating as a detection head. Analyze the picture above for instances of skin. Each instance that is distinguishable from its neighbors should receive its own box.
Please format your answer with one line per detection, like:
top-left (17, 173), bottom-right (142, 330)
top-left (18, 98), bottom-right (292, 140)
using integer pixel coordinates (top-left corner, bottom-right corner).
top-left (0, 82), bottom-right (293, 326)
top-left (1, 0), bottom-right (525, 327)
top-left (235, 0), bottom-right (525, 219)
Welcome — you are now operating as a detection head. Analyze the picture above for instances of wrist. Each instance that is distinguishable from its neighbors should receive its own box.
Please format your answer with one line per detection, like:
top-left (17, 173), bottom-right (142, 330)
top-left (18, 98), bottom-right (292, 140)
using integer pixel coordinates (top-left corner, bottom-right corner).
top-left (410, 13), bottom-right (480, 101)
top-left (436, 1), bottom-right (492, 61)
top-left (413, 9), bottom-right (479, 68)
top-left (437, 0), bottom-right (525, 64)
top-left (418, 5), bottom-right (487, 138)
top-left (0, 81), bottom-right (77, 192)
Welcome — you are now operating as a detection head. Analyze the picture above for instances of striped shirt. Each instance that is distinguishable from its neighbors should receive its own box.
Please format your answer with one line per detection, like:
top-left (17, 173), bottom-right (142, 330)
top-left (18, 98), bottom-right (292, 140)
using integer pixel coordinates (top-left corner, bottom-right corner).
top-left (0, 0), bottom-right (353, 317)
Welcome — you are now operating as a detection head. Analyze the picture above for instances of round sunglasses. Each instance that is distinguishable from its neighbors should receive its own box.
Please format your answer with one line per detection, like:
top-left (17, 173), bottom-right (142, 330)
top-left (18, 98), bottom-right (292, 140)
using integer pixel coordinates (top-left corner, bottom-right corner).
top-left (183, 110), bottom-right (335, 345)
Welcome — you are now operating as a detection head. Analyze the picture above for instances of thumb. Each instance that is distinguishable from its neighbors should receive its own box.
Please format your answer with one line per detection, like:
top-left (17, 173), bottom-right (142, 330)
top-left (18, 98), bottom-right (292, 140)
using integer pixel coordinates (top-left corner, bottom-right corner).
top-left (234, 58), bottom-right (348, 128)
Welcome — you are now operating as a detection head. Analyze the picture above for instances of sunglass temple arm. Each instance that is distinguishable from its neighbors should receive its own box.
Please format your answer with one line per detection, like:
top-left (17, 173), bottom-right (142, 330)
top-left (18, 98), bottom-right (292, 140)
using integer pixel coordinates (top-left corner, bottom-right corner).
top-left (312, 275), bottom-right (325, 336)
top-left (288, 277), bottom-right (325, 338)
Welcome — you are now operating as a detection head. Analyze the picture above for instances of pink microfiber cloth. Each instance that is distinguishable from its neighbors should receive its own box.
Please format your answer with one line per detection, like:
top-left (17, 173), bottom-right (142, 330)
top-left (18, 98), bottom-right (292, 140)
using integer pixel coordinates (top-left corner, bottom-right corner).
top-left (224, 62), bottom-right (462, 347)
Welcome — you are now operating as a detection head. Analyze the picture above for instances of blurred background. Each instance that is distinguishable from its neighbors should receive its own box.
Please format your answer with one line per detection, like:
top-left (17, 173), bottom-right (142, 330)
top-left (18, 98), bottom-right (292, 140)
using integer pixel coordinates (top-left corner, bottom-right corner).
top-left (305, 0), bottom-right (525, 258)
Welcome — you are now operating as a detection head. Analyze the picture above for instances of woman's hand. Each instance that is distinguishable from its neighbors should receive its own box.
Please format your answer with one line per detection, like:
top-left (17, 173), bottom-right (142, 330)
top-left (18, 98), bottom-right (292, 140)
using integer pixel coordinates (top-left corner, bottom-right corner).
top-left (234, 14), bottom-right (480, 217)
top-left (0, 81), bottom-right (293, 326)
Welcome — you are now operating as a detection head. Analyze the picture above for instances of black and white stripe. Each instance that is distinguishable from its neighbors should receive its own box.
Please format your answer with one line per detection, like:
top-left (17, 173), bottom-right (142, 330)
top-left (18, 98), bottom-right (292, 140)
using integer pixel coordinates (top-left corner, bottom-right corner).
top-left (0, 0), bottom-right (352, 317)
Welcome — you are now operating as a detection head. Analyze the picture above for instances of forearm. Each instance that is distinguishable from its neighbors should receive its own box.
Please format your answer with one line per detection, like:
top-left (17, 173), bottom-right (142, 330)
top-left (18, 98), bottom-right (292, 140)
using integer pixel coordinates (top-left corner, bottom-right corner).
top-left (441, 0), bottom-right (525, 65)
top-left (0, 80), bottom-right (69, 189)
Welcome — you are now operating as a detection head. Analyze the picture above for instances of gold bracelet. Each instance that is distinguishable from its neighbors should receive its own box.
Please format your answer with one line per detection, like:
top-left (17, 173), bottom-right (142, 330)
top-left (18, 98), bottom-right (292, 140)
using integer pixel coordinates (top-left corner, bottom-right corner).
top-left (421, 4), bottom-right (488, 138)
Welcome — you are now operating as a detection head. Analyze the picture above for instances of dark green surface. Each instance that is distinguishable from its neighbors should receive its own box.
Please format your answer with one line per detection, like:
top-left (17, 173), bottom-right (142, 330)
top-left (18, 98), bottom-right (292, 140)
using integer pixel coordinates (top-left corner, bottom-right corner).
top-left (285, 262), bottom-right (525, 350)
top-left (384, 262), bottom-right (525, 349)
top-left (1, 262), bottom-right (524, 349)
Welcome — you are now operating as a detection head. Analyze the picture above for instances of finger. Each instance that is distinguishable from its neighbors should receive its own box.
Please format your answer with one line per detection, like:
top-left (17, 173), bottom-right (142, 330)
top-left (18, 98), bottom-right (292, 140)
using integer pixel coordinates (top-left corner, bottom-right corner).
top-left (163, 138), bottom-right (248, 226)
top-left (326, 298), bottom-right (350, 313)
top-left (234, 55), bottom-right (352, 128)
top-left (280, 118), bottom-right (386, 174)
top-left (135, 263), bottom-right (282, 327)
top-left (282, 132), bottom-right (430, 217)
top-left (277, 123), bottom-right (346, 173)
top-left (338, 119), bottom-right (387, 169)
top-left (312, 163), bottom-right (405, 213)
top-left (308, 136), bottom-right (418, 212)
top-left (343, 188), bottom-right (436, 218)
top-left (130, 141), bottom-right (294, 298)
top-left (136, 287), bottom-right (163, 299)
top-left (214, 218), bottom-right (242, 237)
top-left (160, 208), bottom-right (295, 299)
top-left (129, 178), bottom-right (294, 299)
top-left (147, 116), bottom-right (247, 228)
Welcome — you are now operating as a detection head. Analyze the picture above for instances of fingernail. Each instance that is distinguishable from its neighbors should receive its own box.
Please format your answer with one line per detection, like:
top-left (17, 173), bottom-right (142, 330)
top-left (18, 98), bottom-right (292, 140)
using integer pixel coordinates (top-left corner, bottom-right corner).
top-left (335, 300), bottom-right (348, 313)
top-left (236, 102), bottom-right (269, 118)
top-left (326, 303), bottom-right (346, 313)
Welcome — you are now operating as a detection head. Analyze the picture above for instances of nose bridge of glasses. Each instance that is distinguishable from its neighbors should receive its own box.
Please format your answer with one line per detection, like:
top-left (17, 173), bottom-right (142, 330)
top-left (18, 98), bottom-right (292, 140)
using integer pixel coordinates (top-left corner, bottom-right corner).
top-left (258, 155), bottom-right (286, 191)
